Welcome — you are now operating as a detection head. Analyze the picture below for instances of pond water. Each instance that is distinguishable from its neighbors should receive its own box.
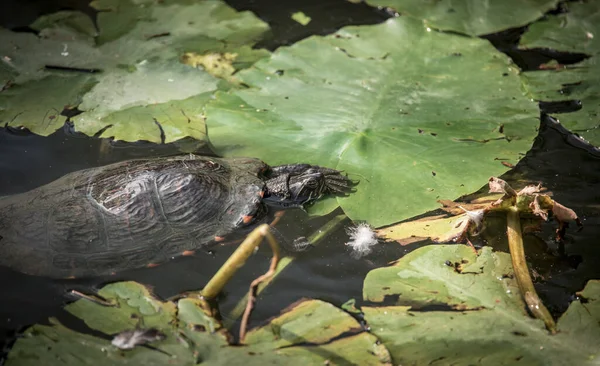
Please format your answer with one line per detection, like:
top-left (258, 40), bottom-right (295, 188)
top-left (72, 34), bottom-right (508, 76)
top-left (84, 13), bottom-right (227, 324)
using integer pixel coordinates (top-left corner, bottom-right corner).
top-left (1, 0), bottom-right (600, 358)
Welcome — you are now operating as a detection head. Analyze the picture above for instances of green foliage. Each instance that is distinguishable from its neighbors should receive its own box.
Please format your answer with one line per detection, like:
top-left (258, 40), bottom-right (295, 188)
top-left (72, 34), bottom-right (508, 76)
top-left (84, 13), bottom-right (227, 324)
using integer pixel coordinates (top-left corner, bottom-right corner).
top-left (205, 17), bottom-right (539, 226)
top-left (520, 1), bottom-right (600, 146)
top-left (361, 245), bottom-right (600, 365)
top-left (363, 0), bottom-right (558, 36)
top-left (6, 282), bottom-right (391, 365)
top-left (7, 248), bottom-right (598, 365)
top-left (0, 0), bottom-right (269, 143)
top-left (0, 74), bottom-right (96, 135)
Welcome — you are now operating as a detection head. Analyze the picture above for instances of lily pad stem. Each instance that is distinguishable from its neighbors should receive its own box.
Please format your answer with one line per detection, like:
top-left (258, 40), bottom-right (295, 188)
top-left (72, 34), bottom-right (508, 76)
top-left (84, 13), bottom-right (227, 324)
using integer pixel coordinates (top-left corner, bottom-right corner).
top-left (201, 224), bottom-right (281, 300)
top-left (226, 214), bottom-right (348, 329)
top-left (506, 207), bottom-right (557, 333)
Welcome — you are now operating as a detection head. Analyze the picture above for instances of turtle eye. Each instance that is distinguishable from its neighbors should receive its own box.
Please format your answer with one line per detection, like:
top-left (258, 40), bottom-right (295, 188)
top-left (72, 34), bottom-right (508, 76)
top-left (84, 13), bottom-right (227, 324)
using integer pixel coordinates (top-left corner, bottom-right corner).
top-left (305, 179), bottom-right (319, 189)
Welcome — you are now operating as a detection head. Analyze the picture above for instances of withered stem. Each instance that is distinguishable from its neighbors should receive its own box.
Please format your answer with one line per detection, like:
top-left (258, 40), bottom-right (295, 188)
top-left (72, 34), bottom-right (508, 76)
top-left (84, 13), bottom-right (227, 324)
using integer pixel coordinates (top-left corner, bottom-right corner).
top-left (239, 226), bottom-right (280, 342)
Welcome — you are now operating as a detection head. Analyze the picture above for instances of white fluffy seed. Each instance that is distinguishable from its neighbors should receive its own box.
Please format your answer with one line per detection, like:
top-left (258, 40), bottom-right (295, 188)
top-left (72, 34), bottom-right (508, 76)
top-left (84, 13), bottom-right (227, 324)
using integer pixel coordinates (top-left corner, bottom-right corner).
top-left (345, 223), bottom-right (379, 258)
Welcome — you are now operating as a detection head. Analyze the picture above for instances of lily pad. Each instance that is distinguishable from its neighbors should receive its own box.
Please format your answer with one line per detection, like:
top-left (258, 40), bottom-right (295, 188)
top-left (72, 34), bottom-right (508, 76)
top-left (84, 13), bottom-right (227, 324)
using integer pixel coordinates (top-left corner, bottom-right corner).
top-left (7, 319), bottom-right (193, 366)
top-left (244, 299), bottom-right (363, 348)
top-left (363, 0), bottom-right (558, 36)
top-left (519, 1), bottom-right (600, 146)
top-left (0, 0), bottom-right (270, 143)
top-left (361, 245), bottom-right (600, 365)
top-left (6, 282), bottom-right (391, 365)
top-left (30, 10), bottom-right (98, 44)
top-left (65, 282), bottom-right (177, 335)
top-left (0, 74), bottom-right (96, 135)
top-left (73, 61), bottom-right (217, 140)
top-left (376, 214), bottom-right (470, 245)
top-left (87, 92), bottom-right (213, 143)
top-left (0, 28), bottom-right (100, 83)
top-left (204, 17), bottom-right (539, 227)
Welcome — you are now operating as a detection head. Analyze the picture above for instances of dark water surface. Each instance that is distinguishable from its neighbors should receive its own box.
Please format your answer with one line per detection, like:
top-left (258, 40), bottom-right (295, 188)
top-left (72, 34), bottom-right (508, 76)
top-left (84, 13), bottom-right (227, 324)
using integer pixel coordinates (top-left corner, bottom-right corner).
top-left (1, 0), bottom-right (600, 357)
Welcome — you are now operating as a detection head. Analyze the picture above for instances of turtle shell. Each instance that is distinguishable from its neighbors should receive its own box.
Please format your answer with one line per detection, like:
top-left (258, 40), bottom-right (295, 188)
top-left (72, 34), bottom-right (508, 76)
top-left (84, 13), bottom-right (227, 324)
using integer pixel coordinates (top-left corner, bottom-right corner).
top-left (0, 155), bottom-right (269, 278)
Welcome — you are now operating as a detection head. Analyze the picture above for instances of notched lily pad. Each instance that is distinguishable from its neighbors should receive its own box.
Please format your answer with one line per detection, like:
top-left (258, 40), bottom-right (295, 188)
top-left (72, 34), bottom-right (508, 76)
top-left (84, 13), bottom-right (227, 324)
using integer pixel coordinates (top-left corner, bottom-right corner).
top-left (361, 245), bottom-right (600, 365)
top-left (0, 74), bottom-right (96, 135)
top-left (205, 16), bottom-right (539, 227)
top-left (66, 281), bottom-right (177, 335)
top-left (363, 245), bottom-right (519, 308)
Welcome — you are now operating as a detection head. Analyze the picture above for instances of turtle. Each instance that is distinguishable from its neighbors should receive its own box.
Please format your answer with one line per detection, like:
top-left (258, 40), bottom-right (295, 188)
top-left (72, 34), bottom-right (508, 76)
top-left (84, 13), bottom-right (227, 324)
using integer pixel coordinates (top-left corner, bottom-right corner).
top-left (0, 155), bottom-right (353, 278)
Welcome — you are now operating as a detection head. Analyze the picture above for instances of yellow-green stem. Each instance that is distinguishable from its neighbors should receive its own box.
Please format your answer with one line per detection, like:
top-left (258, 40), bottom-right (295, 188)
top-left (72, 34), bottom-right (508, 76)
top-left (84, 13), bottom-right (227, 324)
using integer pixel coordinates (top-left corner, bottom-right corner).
top-left (225, 214), bottom-right (348, 327)
top-left (202, 224), bottom-right (279, 300)
top-left (506, 207), bottom-right (557, 333)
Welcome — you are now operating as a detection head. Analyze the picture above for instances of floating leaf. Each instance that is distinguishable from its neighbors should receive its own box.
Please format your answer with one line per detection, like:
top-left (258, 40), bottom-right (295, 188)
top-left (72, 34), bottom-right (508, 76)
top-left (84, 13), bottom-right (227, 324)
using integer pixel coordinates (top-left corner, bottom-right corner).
top-left (0, 28), bottom-right (100, 83)
top-left (205, 17), bottom-right (539, 226)
top-left (73, 61), bottom-right (217, 140)
top-left (0, 0), bottom-right (269, 143)
top-left (363, 245), bottom-right (518, 306)
top-left (7, 282), bottom-right (391, 365)
top-left (7, 319), bottom-right (191, 366)
top-left (0, 74), bottom-right (96, 135)
top-left (244, 299), bottom-right (363, 348)
top-left (520, 1), bottom-right (600, 146)
top-left (363, 0), bottom-right (558, 36)
top-left (30, 10), bottom-right (98, 44)
top-left (65, 282), bottom-right (177, 335)
top-left (291, 12), bottom-right (312, 26)
top-left (362, 245), bottom-right (600, 365)
top-left (376, 214), bottom-right (469, 245)
top-left (86, 92), bottom-right (213, 142)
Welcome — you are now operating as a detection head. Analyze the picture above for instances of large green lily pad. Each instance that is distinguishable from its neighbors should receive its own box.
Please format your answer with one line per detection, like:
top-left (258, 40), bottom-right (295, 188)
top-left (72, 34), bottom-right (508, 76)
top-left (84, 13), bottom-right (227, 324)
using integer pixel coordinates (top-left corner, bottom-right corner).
top-left (519, 1), bottom-right (600, 146)
top-left (0, 0), bottom-right (269, 143)
top-left (363, 0), bottom-right (558, 36)
top-left (361, 245), bottom-right (600, 365)
top-left (204, 17), bottom-right (539, 227)
top-left (6, 282), bottom-right (391, 365)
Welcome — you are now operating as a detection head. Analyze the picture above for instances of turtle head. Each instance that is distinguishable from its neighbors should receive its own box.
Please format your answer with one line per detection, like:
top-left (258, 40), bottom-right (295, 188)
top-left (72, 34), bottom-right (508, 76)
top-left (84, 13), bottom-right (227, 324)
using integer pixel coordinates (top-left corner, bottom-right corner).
top-left (263, 164), bottom-right (355, 208)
